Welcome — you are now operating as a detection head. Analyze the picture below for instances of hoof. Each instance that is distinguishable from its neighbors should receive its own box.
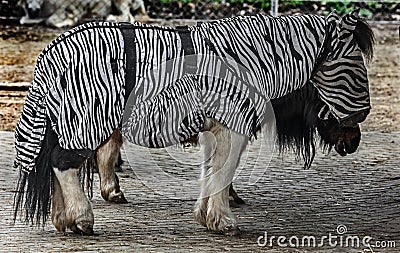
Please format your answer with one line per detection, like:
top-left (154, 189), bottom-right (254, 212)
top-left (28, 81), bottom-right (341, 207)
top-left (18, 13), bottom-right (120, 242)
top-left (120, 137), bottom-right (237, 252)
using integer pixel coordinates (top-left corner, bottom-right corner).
top-left (223, 226), bottom-right (241, 236)
top-left (114, 166), bottom-right (123, 173)
top-left (102, 190), bottom-right (128, 204)
top-left (193, 208), bottom-right (207, 227)
top-left (229, 199), bottom-right (245, 208)
top-left (52, 215), bottom-right (67, 233)
top-left (233, 197), bottom-right (245, 205)
top-left (70, 221), bottom-right (94, 235)
top-left (193, 199), bottom-right (208, 227)
top-left (110, 192), bottom-right (128, 204)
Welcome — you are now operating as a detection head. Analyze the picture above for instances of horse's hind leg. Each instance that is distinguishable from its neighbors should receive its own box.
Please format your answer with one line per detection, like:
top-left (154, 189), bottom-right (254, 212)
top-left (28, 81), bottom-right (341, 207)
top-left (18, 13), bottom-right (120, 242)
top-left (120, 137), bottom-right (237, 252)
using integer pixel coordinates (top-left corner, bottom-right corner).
top-left (51, 145), bottom-right (94, 235)
top-left (97, 129), bottom-right (127, 203)
top-left (51, 175), bottom-right (67, 232)
top-left (53, 167), bottom-right (94, 235)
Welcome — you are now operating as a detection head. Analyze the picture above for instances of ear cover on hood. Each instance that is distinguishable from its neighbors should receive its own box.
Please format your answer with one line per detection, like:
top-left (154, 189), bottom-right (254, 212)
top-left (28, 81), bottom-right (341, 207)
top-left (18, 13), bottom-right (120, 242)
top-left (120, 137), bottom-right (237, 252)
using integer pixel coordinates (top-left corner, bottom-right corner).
top-left (338, 9), bottom-right (360, 41)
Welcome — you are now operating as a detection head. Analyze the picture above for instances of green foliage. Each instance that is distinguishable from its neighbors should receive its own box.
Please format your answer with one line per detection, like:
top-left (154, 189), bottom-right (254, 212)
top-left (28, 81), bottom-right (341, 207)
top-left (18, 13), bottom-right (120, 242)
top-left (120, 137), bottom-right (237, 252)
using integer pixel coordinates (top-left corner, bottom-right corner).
top-left (359, 8), bottom-right (373, 18)
top-left (324, 1), bottom-right (376, 17)
top-left (236, 0), bottom-right (271, 9)
top-left (158, 0), bottom-right (271, 6)
top-left (155, 0), bottom-right (383, 18)
top-left (282, 0), bottom-right (304, 7)
top-left (325, 0), bottom-right (354, 14)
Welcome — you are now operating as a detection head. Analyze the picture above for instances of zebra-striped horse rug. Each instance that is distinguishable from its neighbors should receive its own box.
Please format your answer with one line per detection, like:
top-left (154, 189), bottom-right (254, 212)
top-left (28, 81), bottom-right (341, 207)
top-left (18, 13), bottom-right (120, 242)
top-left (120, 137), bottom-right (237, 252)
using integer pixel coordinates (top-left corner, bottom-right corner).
top-left (14, 12), bottom-right (371, 174)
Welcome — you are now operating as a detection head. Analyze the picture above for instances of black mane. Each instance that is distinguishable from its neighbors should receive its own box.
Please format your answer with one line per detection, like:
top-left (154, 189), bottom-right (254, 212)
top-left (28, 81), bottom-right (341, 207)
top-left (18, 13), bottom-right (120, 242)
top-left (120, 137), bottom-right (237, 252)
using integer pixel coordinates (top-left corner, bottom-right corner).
top-left (271, 84), bottom-right (325, 169)
top-left (354, 18), bottom-right (375, 61)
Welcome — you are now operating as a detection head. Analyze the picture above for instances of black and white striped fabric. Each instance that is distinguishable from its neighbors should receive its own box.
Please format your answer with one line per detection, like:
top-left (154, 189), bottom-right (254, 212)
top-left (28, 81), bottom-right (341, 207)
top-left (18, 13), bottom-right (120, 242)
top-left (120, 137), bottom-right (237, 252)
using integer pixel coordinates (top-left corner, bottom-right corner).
top-left (14, 11), bottom-right (371, 173)
top-left (15, 22), bottom-right (126, 172)
top-left (121, 14), bottom-right (329, 147)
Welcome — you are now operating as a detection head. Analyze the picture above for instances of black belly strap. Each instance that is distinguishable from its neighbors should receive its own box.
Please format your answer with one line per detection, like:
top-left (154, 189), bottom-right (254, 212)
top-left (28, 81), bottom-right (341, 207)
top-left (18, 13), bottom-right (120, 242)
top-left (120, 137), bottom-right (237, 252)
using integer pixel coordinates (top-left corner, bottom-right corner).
top-left (120, 23), bottom-right (197, 101)
top-left (120, 22), bottom-right (136, 102)
top-left (176, 26), bottom-right (197, 75)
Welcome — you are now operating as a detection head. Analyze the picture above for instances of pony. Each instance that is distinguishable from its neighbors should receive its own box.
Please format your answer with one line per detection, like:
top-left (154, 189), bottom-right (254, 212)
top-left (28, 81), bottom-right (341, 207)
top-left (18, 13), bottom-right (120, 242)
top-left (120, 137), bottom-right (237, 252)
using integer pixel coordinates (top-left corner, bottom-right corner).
top-left (13, 11), bottom-right (374, 236)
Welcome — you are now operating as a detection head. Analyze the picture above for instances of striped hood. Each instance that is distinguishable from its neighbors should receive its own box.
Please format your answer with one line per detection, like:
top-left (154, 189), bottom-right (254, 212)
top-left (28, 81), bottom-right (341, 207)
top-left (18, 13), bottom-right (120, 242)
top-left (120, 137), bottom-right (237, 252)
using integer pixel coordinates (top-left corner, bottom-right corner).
top-left (312, 10), bottom-right (371, 124)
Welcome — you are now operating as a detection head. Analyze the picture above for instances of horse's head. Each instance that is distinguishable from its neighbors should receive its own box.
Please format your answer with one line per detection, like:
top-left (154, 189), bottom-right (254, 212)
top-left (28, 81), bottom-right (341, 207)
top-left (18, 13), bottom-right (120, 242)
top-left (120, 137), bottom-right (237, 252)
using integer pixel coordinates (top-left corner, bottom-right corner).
top-left (311, 10), bottom-right (374, 130)
top-left (272, 82), bottom-right (369, 168)
top-left (24, 0), bottom-right (44, 18)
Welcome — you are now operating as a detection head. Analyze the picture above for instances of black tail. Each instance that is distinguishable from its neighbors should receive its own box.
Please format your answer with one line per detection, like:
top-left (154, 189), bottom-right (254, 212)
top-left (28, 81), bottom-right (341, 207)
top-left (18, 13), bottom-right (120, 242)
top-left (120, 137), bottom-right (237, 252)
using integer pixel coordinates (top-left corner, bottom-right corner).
top-left (13, 120), bottom-right (58, 226)
top-left (271, 84), bottom-right (324, 169)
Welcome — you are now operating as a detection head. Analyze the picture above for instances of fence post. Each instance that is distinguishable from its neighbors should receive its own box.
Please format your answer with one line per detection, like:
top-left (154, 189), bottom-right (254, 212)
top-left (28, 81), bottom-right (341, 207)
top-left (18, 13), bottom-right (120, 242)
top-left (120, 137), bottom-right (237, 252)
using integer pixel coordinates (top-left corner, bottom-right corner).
top-left (271, 0), bottom-right (279, 16)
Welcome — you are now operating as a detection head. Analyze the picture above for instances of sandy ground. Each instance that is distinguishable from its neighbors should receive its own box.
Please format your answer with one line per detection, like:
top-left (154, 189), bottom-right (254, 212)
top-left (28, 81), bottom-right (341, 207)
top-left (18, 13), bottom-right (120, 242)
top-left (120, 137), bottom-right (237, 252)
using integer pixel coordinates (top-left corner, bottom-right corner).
top-left (0, 22), bottom-right (399, 132)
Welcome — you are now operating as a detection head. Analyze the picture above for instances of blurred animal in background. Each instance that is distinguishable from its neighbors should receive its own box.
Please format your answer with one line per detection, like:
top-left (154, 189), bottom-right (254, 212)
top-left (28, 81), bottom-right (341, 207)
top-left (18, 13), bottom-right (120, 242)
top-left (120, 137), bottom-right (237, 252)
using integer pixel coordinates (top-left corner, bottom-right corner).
top-left (18, 0), bottom-right (148, 28)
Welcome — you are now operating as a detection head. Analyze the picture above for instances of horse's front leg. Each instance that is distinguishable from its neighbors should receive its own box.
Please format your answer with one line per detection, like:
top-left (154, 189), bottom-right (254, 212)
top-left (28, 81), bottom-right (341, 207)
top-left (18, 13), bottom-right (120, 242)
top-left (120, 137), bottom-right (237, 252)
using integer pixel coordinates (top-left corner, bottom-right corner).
top-left (51, 146), bottom-right (94, 235)
top-left (193, 130), bottom-right (217, 227)
top-left (97, 129), bottom-right (127, 203)
top-left (194, 120), bottom-right (248, 235)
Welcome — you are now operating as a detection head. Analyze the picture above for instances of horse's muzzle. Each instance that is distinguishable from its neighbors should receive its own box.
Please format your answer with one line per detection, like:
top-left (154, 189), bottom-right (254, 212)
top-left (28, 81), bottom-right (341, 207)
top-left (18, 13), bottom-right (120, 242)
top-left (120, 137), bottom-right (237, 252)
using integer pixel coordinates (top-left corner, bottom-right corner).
top-left (334, 125), bottom-right (361, 156)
